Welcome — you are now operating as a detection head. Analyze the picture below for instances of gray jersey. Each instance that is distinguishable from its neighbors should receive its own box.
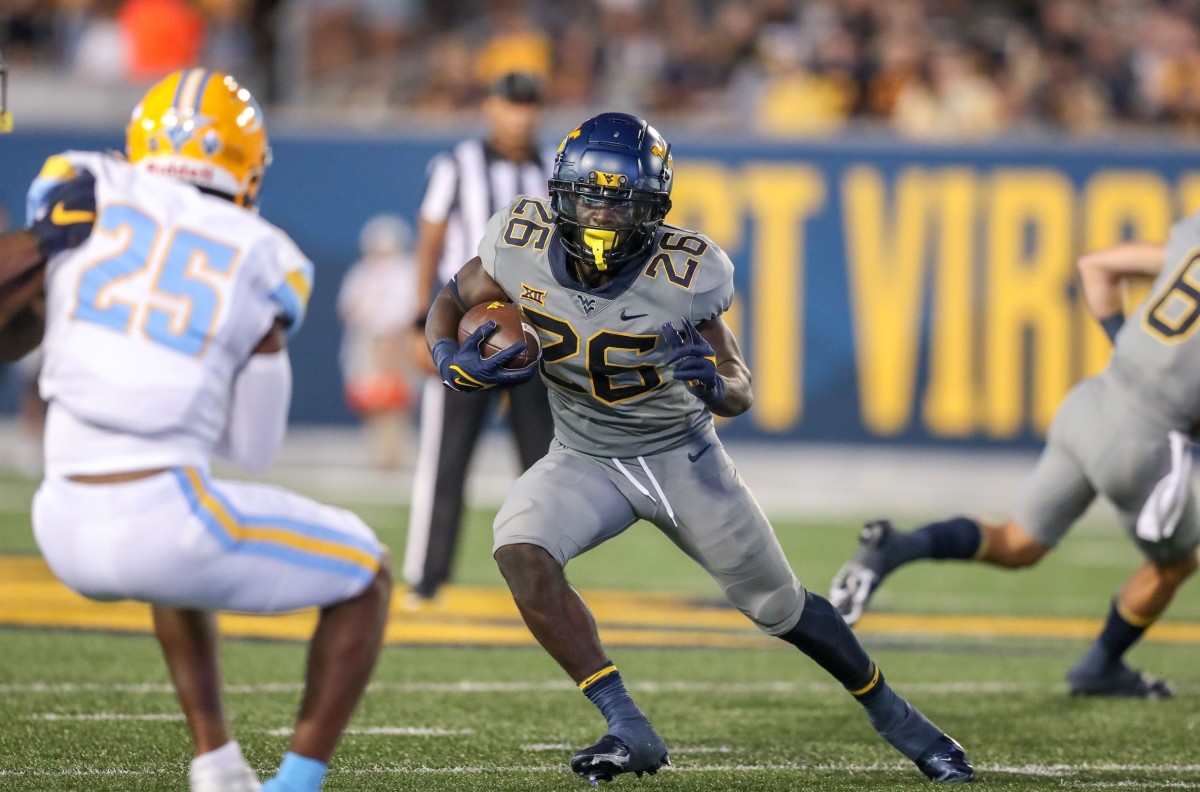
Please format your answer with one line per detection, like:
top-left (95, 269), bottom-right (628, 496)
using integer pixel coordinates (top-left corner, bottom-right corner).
top-left (1109, 211), bottom-right (1200, 429)
top-left (479, 196), bottom-right (734, 457)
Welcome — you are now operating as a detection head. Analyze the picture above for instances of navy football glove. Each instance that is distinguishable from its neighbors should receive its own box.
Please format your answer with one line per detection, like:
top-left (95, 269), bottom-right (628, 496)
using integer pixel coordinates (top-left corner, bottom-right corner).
top-left (432, 321), bottom-right (538, 392)
top-left (662, 319), bottom-right (725, 406)
top-left (30, 171), bottom-right (98, 259)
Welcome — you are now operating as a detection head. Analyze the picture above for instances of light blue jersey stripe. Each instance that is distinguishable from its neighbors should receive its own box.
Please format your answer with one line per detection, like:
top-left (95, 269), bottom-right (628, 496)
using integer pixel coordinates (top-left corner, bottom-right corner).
top-left (172, 470), bottom-right (377, 582)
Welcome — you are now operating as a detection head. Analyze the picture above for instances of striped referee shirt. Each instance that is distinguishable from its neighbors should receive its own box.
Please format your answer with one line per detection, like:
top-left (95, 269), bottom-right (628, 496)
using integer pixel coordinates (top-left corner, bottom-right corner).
top-left (419, 138), bottom-right (554, 284)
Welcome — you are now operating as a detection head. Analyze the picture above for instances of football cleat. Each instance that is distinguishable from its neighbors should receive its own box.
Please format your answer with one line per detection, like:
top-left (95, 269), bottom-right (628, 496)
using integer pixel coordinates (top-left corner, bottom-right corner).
top-left (914, 734), bottom-right (974, 783)
top-left (189, 762), bottom-right (261, 792)
top-left (1067, 660), bottom-right (1174, 699)
top-left (570, 729), bottom-right (670, 786)
top-left (829, 520), bottom-right (895, 626)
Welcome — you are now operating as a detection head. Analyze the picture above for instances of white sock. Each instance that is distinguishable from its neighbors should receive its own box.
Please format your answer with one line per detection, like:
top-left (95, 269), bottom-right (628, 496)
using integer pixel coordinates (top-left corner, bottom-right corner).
top-left (191, 740), bottom-right (249, 774)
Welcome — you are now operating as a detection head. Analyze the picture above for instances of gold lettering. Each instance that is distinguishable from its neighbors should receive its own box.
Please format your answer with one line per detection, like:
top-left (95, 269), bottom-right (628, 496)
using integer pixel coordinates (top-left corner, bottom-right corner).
top-left (1179, 172), bottom-right (1200, 217)
top-left (842, 166), bottom-right (931, 435)
top-left (670, 161), bottom-right (743, 251)
top-left (923, 169), bottom-right (980, 436)
top-left (984, 170), bottom-right (1075, 437)
top-left (742, 165), bottom-right (825, 432)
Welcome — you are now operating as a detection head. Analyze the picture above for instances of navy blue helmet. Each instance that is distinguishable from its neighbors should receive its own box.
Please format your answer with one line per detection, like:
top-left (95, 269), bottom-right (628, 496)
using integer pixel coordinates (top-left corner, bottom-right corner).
top-left (548, 112), bottom-right (673, 272)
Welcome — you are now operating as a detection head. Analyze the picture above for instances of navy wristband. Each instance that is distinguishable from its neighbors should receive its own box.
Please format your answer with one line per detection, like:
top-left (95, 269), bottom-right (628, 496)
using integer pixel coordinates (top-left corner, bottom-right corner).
top-left (1099, 312), bottom-right (1125, 343)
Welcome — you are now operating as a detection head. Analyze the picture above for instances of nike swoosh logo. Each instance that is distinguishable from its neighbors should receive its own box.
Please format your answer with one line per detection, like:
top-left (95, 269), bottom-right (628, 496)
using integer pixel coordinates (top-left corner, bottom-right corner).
top-left (619, 309), bottom-right (647, 321)
top-left (51, 202), bottom-right (96, 225)
top-left (687, 444), bottom-right (712, 463)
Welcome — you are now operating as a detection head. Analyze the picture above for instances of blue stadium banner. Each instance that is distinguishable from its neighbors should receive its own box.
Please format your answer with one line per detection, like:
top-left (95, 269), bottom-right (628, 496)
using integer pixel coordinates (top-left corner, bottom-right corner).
top-left (2, 130), bottom-right (1195, 446)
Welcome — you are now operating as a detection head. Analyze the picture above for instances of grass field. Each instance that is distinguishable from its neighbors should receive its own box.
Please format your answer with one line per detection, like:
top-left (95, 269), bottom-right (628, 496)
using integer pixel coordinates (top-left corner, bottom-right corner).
top-left (2, 472), bottom-right (1200, 791)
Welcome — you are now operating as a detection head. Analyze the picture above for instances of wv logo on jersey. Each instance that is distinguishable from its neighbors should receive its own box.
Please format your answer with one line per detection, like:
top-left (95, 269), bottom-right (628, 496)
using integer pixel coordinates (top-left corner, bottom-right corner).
top-left (576, 294), bottom-right (597, 316)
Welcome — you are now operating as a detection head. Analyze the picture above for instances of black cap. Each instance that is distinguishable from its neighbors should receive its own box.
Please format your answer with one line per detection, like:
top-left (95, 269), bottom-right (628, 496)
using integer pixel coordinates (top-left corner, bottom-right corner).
top-left (490, 72), bottom-right (543, 105)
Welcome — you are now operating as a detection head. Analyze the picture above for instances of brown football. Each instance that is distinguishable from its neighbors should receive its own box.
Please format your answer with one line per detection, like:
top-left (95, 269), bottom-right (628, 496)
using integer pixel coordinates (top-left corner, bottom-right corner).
top-left (458, 300), bottom-right (541, 369)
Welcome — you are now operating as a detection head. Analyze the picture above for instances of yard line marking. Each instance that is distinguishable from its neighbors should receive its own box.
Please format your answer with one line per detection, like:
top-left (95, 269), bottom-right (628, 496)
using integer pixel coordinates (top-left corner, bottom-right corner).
top-left (265, 726), bottom-right (474, 737)
top-left (0, 679), bottom-right (1069, 695)
top-left (6, 762), bottom-right (1200, 778)
top-left (521, 743), bottom-right (732, 754)
top-left (27, 712), bottom-right (184, 722)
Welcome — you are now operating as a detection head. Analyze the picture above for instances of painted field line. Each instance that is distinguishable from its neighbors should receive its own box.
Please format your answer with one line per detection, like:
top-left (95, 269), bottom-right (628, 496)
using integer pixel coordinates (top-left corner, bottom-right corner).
top-left (265, 726), bottom-right (474, 737)
top-left (521, 743), bottom-right (732, 754)
top-left (0, 679), bottom-right (1057, 695)
top-left (9, 554), bottom-right (1200, 647)
top-left (27, 712), bottom-right (183, 722)
top-left (5, 762), bottom-right (1200, 778)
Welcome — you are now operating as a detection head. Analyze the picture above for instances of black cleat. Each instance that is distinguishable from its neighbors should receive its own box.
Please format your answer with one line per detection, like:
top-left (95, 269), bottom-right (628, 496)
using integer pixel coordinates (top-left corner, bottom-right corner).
top-left (570, 732), bottom-right (670, 786)
top-left (1067, 660), bottom-right (1174, 699)
top-left (830, 520), bottom-right (895, 626)
top-left (914, 734), bottom-right (974, 783)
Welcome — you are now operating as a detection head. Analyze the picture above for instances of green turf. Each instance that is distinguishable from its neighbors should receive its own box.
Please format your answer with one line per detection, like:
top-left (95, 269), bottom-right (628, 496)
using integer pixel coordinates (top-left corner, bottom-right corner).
top-left (1, 474), bottom-right (1198, 790)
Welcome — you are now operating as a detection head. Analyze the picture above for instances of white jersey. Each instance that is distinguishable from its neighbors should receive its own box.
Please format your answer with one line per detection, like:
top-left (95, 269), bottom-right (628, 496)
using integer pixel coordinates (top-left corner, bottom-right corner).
top-left (32, 151), bottom-right (313, 476)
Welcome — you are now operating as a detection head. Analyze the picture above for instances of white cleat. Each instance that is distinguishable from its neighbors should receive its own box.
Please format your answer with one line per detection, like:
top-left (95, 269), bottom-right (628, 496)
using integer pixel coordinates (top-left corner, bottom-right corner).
top-left (190, 761), bottom-right (262, 792)
top-left (829, 561), bottom-right (879, 628)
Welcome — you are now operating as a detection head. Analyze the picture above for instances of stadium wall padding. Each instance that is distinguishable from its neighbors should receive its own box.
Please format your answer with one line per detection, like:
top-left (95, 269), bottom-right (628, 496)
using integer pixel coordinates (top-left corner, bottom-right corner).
top-left (3, 130), bottom-right (1197, 447)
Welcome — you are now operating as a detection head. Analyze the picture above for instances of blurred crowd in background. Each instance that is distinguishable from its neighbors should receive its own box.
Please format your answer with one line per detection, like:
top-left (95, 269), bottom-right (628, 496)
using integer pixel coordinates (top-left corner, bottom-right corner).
top-left (5, 0), bottom-right (1200, 139)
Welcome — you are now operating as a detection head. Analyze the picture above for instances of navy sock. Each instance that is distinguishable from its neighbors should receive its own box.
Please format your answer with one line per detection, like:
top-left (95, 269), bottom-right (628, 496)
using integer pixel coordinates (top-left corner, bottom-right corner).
top-left (780, 592), bottom-right (939, 761)
top-left (780, 591), bottom-right (874, 689)
top-left (1096, 599), bottom-right (1150, 662)
top-left (879, 516), bottom-right (982, 576)
top-left (581, 666), bottom-right (646, 728)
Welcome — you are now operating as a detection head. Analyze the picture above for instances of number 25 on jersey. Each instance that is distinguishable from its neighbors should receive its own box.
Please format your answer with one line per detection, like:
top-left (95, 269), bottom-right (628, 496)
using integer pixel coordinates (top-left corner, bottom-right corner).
top-left (72, 204), bottom-right (238, 356)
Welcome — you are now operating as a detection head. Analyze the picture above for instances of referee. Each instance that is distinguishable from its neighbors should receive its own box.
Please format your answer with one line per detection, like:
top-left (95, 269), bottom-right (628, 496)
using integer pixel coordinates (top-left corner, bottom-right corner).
top-left (404, 72), bottom-right (555, 607)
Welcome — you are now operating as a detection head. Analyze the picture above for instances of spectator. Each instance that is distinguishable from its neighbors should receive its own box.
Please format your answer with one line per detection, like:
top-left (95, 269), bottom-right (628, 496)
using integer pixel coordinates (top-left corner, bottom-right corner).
top-left (338, 214), bottom-right (418, 472)
top-left (118, 0), bottom-right (206, 82)
top-left (402, 73), bottom-right (555, 609)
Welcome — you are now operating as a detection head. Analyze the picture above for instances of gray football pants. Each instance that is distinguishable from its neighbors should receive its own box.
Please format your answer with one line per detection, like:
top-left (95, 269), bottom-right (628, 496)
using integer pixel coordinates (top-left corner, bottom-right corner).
top-left (1014, 374), bottom-right (1200, 564)
top-left (493, 426), bottom-right (806, 636)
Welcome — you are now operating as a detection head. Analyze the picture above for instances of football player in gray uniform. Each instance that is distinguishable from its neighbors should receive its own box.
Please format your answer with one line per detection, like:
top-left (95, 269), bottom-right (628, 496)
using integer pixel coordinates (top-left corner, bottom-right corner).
top-left (831, 237), bottom-right (1197, 699)
top-left (425, 112), bottom-right (973, 785)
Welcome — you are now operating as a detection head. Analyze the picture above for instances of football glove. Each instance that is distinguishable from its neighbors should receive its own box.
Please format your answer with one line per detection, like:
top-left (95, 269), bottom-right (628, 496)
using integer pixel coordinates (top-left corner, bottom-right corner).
top-left (29, 170), bottom-right (98, 259)
top-left (662, 319), bottom-right (725, 406)
top-left (432, 321), bottom-right (538, 392)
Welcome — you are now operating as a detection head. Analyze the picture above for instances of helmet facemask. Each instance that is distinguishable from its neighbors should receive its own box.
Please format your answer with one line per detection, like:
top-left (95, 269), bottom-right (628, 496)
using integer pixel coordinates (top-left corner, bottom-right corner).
top-left (550, 181), bottom-right (669, 272)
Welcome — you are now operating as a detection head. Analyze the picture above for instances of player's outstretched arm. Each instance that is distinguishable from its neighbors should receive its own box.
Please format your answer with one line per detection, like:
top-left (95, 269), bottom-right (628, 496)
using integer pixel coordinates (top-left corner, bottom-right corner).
top-left (1077, 241), bottom-right (1165, 340)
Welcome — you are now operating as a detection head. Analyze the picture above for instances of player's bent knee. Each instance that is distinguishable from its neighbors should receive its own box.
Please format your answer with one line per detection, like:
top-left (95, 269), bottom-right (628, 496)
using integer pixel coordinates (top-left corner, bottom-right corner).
top-left (495, 543), bottom-right (565, 602)
top-left (986, 521), bottom-right (1050, 568)
top-left (732, 579), bottom-right (805, 636)
top-left (1153, 552), bottom-right (1198, 588)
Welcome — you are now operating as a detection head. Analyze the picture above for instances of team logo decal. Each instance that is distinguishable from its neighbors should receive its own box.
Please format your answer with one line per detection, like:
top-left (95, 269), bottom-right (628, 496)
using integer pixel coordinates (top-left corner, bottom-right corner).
top-left (576, 294), bottom-right (597, 315)
top-left (519, 283), bottom-right (546, 307)
top-left (589, 171), bottom-right (626, 188)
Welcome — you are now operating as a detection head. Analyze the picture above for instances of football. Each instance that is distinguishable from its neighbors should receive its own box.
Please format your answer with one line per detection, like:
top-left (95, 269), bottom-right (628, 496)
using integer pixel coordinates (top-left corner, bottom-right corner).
top-left (458, 300), bottom-right (540, 369)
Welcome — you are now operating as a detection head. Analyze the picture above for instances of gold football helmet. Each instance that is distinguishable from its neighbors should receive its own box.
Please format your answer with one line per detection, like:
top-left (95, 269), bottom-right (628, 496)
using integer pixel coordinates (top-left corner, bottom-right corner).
top-left (126, 69), bottom-right (270, 207)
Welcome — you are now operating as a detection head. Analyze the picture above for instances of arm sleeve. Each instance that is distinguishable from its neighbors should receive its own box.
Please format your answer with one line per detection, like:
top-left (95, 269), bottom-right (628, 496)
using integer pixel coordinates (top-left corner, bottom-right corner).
top-left (688, 238), bottom-right (736, 323)
top-left (214, 351), bottom-right (292, 472)
top-left (418, 153), bottom-right (459, 224)
top-left (262, 233), bottom-right (315, 337)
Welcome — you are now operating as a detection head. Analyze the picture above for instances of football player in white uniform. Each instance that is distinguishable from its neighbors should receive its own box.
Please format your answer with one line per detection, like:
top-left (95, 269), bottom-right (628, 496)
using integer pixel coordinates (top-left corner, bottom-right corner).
top-left (0, 70), bottom-right (392, 792)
